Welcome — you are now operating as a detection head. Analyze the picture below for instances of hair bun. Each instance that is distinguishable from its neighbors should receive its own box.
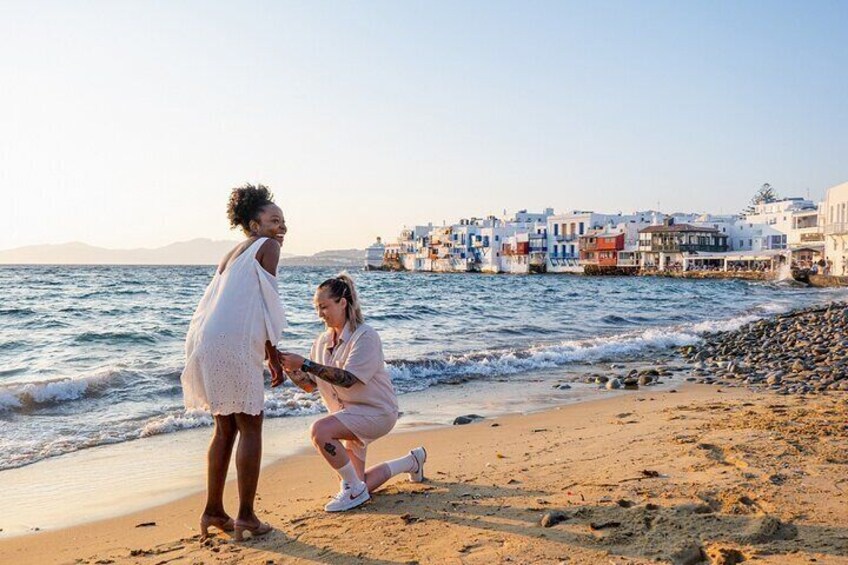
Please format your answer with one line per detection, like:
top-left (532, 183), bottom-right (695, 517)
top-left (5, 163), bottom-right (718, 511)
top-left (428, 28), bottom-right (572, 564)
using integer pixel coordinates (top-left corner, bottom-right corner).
top-left (226, 183), bottom-right (275, 234)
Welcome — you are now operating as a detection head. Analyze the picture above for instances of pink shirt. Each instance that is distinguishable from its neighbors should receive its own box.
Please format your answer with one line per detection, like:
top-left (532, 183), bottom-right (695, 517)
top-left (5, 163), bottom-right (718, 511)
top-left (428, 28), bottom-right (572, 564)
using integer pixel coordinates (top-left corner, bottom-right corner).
top-left (310, 323), bottom-right (399, 418)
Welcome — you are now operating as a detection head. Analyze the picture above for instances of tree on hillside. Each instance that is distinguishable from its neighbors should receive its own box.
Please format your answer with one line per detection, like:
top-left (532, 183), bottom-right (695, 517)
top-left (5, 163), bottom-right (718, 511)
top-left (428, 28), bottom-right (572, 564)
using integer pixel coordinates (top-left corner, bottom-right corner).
top-left (744, 183), bottom-right (779, 214)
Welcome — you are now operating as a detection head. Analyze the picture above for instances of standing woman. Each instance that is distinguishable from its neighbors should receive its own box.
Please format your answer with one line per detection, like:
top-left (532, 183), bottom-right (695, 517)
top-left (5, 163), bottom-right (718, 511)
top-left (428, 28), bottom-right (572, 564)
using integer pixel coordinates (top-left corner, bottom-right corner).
top-left (181, 184), bottom-right (288, 540)
top-left (280, 274), bottom-right (426, 512)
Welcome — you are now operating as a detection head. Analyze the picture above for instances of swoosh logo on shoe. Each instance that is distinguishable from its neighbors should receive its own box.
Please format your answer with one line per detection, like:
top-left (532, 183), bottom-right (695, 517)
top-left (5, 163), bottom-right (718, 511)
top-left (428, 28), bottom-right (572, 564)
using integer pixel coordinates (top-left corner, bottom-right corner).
top-left (349, 488), bottom-right (367, 501)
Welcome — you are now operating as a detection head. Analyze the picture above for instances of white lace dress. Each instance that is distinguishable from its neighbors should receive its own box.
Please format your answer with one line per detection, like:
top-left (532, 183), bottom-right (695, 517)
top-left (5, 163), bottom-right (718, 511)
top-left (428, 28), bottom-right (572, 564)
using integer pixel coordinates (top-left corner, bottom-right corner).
top-left (180, 237), bottom-right (286, 415)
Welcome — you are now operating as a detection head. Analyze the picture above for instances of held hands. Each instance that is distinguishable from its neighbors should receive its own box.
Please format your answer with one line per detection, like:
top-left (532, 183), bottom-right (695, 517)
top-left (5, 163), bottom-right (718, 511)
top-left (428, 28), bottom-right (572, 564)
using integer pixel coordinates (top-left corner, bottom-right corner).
top-left (269, 357), bottom-right (286, 388)
top-left (278, 352), bottom-right (316, 392)
top-left (266, 342), bottom-right (287, 388)
top-left (278, 352), bottom-right (306, 373)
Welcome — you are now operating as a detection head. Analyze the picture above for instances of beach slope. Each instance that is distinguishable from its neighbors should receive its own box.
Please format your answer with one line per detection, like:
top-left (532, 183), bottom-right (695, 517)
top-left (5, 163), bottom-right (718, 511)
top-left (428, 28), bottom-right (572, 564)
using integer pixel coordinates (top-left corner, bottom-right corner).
top-left (2, 385), bottom-right (846, 564)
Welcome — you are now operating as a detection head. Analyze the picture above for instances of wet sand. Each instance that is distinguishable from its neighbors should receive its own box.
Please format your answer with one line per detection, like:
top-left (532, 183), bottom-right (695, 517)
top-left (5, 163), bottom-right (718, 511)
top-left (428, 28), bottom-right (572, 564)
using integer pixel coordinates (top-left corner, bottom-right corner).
top-left (2, 384), bottom-right (846, 564)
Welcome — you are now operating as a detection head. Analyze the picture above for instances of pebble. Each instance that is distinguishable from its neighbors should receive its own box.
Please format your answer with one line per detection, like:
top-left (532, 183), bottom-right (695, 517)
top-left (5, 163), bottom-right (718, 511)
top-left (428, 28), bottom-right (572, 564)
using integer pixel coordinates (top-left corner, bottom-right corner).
top-left (669, 543), bottom-right (705, 565)
top-left (678, 302), bottom-right (848, 396)
top-left (453, 414), bottom-right (485, 425)
top-left (606, 378), bottom-right (622, 390)
top-left (539, 510), bottom-right (569, 528)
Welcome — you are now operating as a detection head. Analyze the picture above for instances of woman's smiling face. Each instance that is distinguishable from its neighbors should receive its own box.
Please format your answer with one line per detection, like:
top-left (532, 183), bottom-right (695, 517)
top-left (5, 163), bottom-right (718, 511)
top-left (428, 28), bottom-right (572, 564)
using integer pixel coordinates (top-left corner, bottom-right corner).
top-left (314, 288), bottom-right (347, 329)
top-left (250, 204), bottom-right (287, 243)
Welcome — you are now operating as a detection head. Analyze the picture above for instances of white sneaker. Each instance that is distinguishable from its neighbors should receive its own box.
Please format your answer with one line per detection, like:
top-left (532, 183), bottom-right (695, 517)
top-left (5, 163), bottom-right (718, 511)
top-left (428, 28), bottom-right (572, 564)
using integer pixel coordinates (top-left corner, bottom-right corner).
top-left (409, 446), bottom-right (427, 483)
top-left (324, 481), bottom-right (370, 512)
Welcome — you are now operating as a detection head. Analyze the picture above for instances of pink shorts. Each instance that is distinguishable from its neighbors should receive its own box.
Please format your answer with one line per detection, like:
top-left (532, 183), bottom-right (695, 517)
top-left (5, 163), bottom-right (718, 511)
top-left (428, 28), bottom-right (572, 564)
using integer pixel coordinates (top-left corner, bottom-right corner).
top-left (332, 409), bottom-right (397, 462)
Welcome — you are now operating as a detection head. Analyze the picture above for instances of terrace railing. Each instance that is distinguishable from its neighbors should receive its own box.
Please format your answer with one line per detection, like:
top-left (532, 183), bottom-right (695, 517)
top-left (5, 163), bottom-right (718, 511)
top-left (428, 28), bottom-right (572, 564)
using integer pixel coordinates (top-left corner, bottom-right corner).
top-left (824, 222), bottom-right (848, 235)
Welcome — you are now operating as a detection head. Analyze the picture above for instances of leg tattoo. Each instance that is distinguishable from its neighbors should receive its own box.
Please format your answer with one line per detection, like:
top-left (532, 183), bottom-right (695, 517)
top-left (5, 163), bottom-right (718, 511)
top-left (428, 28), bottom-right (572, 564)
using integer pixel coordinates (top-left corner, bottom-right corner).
top-left (323, 442), bottom-right (337, 457)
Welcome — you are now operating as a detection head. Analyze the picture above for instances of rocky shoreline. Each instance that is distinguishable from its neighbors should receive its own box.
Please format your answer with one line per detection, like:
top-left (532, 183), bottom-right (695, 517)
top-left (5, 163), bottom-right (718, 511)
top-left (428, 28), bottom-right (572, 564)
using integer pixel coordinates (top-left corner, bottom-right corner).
top-left (678, 301), bottom-right (848, 395)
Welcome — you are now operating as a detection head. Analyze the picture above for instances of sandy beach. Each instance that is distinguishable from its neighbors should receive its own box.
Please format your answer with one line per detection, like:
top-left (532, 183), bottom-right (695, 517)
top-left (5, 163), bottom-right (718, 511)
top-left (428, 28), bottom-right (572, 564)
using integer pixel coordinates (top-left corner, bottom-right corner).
top-left (2, 384), bottom-right (846, 565)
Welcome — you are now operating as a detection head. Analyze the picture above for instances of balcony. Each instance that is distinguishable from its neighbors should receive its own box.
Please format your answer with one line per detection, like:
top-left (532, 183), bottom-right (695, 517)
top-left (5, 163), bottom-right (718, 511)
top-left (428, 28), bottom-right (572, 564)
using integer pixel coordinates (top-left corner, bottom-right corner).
top-left (824, 222), bottom-right (848, 235)
top-left (640, 244), bottom-right (727, 253)
top-left (799, 231), bottom-right (825, 242)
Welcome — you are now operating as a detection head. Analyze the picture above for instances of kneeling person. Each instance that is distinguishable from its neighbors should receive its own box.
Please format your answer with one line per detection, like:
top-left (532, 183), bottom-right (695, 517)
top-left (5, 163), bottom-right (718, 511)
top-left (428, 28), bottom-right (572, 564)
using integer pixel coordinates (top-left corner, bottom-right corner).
top-left (280, 274), bottom-right (426, 512)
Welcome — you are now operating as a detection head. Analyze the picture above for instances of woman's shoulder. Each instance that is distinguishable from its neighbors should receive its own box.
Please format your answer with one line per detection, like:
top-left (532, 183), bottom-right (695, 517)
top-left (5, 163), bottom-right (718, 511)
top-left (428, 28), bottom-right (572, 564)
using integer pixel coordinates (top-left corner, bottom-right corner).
top-left (351, 323), bottom-right (381, 345)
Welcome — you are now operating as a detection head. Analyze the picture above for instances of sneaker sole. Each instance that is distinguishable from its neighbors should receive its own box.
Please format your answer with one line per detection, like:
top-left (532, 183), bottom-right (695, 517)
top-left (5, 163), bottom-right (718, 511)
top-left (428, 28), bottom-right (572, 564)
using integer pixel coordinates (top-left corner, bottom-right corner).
top-left (409, 447), bottom-right (427, 483)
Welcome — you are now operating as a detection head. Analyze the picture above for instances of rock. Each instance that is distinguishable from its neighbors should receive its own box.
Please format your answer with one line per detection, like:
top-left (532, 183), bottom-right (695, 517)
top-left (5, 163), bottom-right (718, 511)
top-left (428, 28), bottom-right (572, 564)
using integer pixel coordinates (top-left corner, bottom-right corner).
top-left (399, 513), bottom-right (419, 525)
top-left (606, 378), bottom-right (622, 390)
top-left (539, 510), bottom-right (569, 527)
top-left (637, 374), bottom-right (653, 386)
top-left (766, 373), bottom-right (783, 386)
top-left (739, 515), bottom-right (795, 544)
top-left (705, 545), bottom-right (747, 565)
top-left (670, 542), bottom-right (705, 565)
top-left (453, 414), bottom-right (484, 425)
top-left (595, 376), bottom-right (609, 384)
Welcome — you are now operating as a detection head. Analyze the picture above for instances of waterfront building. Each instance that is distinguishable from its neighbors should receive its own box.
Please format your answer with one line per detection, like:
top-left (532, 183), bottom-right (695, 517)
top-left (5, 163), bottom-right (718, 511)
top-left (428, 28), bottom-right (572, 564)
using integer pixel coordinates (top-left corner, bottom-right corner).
top-left (743, 198), bottom-right (823, 263)
top-left (822, 181), bottom-right (848, 276)
top-left (477, 223), bottom-right (519, 273)
top-left (394, 224), bottom-right (432, 271)
top-left (549, 211), bottom-right (665, 273)
top-left (638, 218), bottom-right (729, 271)
top-left (546, 211), bottom-right (619, 273)
top-left (501, 220), bottom-right (548, 274)
top-left (579, 230), bottom-right (626, 274)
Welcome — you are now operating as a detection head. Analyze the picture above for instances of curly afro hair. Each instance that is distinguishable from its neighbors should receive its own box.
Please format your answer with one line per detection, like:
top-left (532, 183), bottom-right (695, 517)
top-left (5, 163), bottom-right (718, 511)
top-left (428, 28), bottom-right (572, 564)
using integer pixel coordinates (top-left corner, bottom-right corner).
top-left (227, 183), bottom-right (276, 234)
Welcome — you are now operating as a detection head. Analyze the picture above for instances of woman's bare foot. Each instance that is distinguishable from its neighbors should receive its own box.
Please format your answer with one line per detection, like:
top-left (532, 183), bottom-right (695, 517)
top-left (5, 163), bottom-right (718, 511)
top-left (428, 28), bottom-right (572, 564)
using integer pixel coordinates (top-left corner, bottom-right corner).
top-left (233, 516), bottom-right (273, 541)
top-left (200, 513), bottom-right (234, 540)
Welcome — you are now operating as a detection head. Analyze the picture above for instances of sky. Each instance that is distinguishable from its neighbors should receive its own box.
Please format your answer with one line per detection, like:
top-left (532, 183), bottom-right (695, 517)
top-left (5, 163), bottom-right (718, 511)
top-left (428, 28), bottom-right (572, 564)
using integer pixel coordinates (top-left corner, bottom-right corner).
top-left (1, 1), bottom-right (846, 255)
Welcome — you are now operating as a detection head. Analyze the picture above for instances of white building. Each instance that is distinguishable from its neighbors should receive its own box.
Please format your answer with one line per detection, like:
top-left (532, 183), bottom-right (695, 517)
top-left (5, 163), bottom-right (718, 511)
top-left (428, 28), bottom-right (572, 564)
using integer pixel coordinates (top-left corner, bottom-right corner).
top-left (822, 181), bottom-right (848, 276)
top-left (742, 198), bottom-right (822, 258)
top-left (396, 224), bottom-right (432, 271)
top-left (547, 210), bottom-right (666, 272)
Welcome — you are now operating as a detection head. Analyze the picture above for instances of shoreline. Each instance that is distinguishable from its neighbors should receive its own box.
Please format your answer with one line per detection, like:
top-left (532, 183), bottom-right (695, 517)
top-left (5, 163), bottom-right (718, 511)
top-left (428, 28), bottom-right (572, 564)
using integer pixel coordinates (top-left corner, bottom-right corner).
top-left (5, 298), bottom-right (847, 542)
top-left (1, 363), bottom-right (639, 539)
top-left (2, 383), bottom-right (846, 564)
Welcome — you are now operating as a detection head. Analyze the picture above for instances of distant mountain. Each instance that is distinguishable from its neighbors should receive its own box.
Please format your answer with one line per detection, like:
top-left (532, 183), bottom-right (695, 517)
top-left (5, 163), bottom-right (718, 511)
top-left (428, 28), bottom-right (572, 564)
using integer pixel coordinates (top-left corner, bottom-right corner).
top-left (0, 239), bottom-right (363, 266)
top-left (280, 248), bottom-right (365, 267)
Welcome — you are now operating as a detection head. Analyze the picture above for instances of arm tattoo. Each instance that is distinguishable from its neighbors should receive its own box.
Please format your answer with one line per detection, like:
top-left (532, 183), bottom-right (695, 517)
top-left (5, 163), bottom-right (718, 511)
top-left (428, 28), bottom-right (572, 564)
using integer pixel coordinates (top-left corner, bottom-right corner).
top-left (289, 370), bottom-right (316, 389)
top-left (303, 362), bottom-right (360, 388)
top-left (323, 442), bottom-right (337, 456)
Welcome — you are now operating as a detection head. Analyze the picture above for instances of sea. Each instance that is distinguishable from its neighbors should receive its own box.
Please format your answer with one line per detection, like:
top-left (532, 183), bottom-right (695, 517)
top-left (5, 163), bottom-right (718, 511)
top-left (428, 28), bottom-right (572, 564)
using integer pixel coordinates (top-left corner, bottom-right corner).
top-left (1, 265), bottom-right (846, 474)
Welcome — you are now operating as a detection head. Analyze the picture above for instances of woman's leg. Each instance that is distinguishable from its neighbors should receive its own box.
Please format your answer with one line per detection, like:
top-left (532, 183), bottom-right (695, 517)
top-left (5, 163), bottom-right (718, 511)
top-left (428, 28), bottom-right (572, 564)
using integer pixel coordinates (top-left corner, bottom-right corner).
top-left (233, 412), bottom-right (264, 525)
top-left (201, 414), bottom-right (237, 535)
top-left (346, 449), bottom-right (392, 493)
top-left (311, 416), bottom-right (371, 511)
top-left (310, 415), bottom-right (360, 471)
top-left (205, 415), bottom-right (237, 516)
top-left (363, 447), bottom-right (425, 492)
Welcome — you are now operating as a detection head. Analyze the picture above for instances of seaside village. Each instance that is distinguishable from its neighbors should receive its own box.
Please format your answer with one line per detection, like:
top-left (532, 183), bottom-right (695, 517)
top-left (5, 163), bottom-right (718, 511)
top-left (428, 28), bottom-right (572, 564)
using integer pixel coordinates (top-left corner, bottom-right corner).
top-left (366, 181), bottom-right (848, 280)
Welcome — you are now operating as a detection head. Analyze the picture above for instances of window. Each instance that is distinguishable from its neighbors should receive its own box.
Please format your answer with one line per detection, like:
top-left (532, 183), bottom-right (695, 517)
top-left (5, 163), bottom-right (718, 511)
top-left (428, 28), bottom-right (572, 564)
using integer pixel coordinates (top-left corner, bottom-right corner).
top-left (554, 224), bottom-right (559, 236)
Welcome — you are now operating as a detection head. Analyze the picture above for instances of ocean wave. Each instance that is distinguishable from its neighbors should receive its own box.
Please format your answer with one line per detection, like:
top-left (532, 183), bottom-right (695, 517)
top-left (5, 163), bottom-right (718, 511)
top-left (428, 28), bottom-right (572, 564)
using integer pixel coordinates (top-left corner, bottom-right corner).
top-left (386, 313), bottom-right (765, 392)
top-left (74, 289), bottom-right (150, 299)
top-left (0, 369), bottom-right (134, 414)
top-left (138, 389), bottom-right (326, 439)
top-left (73, 331), bottom-right (158, 345)
top-left (0, 307), bottom-right (37, 317)
top-left (138, 411), bottom-right (213, 437)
